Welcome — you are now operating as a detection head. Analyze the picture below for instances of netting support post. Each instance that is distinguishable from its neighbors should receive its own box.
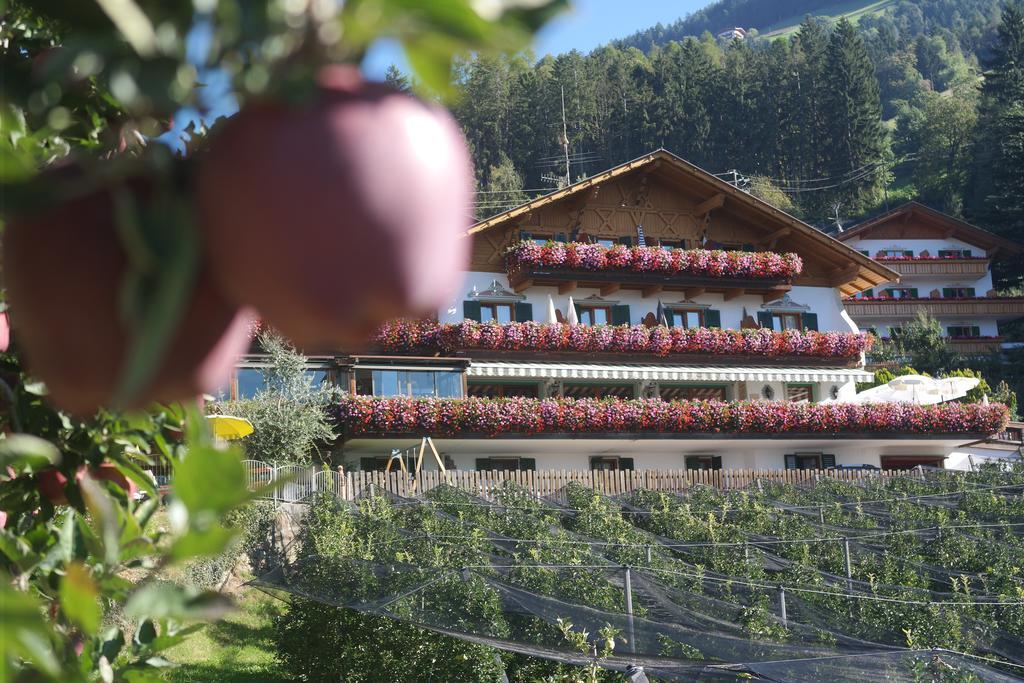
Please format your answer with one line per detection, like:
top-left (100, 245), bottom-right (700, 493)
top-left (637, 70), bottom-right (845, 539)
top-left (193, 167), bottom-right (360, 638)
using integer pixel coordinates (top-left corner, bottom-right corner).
top-left (818, 507), bottom-right (825, 525)
top-left (623, 566), bottom-right (636, 656)
top-left (778, 584), bottom-right (787, 627)
top-left (743, 542), bottom-right (749, 562)
top-left (843, 536), bottom-right (852, 590)
top-left (645, 545), bottom-right (652, 565)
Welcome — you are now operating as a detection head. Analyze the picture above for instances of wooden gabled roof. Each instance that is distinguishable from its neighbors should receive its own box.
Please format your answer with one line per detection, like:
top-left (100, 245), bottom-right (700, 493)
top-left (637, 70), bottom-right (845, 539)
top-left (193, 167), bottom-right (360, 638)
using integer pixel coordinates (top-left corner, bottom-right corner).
top-left (469, 150), bottom-right (898, 296)
top-left (838, 202), bottom-right (1024, 256)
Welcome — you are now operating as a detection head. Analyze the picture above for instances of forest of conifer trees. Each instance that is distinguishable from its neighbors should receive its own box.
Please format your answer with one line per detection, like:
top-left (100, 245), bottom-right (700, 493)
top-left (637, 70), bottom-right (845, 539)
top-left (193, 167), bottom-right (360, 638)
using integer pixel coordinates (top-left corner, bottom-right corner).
top-left (438, 0), bottom-right (1024, 283)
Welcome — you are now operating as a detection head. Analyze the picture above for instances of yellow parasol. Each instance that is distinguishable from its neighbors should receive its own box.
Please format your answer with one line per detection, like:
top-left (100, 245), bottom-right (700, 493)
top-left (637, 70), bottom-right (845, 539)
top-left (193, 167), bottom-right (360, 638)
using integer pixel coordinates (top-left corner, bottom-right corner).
top-left (205, 415), bottom-right (255, 440)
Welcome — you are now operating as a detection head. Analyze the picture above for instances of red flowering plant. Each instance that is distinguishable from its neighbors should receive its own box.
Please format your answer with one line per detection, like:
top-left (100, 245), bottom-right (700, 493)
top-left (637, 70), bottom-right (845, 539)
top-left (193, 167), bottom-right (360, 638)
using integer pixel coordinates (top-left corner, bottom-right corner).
top-left (505, 241), bottom-right (803, 280)
top-left (337, 396), bottom-right (1009, 438)
top-left (372, 320), bottom-right (874, 359)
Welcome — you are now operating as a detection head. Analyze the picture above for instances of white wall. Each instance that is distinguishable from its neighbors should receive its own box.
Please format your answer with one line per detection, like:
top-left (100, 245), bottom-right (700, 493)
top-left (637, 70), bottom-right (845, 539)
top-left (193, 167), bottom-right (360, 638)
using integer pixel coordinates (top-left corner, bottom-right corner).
top-left (442, 271), bottom-right (856, 333)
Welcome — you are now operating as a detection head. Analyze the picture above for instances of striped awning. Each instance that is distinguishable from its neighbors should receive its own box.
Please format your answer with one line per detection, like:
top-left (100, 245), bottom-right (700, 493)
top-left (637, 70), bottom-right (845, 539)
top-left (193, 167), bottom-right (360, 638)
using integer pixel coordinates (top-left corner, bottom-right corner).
top-left (466, 362), bottom-right (874, 384)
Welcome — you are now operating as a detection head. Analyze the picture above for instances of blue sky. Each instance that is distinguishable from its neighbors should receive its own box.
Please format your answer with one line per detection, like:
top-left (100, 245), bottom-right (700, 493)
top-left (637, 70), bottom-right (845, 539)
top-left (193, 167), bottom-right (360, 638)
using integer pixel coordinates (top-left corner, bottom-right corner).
top-left (362, 0), bottom-right (711, 79)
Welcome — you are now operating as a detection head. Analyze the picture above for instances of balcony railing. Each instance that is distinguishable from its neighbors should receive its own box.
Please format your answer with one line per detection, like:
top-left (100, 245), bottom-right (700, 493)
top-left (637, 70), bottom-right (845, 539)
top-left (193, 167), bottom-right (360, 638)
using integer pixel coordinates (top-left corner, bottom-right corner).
top-left (875, 258), bottom-right (990, 278)
top-left (337, 396), bottom-right (1008, 440)
top-left (844, 297), bottom-right (1024, 319)
top-left (372, 320), bottom-right (873, 365)
top-left (505, 241), bottom-right (800, 299)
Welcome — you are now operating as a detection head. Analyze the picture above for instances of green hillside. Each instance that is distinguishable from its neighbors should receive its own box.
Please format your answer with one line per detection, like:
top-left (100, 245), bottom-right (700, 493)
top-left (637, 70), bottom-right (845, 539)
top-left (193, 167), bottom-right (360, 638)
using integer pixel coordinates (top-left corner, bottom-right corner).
top-left (761, 0), bottom-right (896, 38)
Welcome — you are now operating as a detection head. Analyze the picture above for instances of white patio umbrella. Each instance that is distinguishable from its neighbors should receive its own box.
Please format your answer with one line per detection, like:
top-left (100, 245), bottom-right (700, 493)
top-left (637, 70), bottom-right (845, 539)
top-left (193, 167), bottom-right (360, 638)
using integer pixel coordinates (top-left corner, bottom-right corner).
top-left (546, 295), bottom-right (559, 324)
top-left (849, 374), bottom-right (977, 405)
top-left (566, 296), bottom-right (579, 325)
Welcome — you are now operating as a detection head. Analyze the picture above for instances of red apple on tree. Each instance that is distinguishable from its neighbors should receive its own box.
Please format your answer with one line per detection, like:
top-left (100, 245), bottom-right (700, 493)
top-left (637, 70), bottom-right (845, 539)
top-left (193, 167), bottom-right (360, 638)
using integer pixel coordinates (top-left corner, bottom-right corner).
top-left (197, 65), bottom-right (473, 348)
top-left (2, 175), bottom-right (253, 416)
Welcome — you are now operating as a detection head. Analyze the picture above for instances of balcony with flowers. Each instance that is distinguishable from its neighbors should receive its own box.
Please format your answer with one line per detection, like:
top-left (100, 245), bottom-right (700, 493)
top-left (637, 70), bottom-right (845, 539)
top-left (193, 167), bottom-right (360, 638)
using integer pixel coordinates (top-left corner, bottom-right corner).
top-left (337, 395), bottom-right (1009, 440)
top-left (504, 241), bottom-right (801, 299)
top-left (371, 319), bottom-right (873, 367)
top-left (844, 293), bottom-right (1024, 319)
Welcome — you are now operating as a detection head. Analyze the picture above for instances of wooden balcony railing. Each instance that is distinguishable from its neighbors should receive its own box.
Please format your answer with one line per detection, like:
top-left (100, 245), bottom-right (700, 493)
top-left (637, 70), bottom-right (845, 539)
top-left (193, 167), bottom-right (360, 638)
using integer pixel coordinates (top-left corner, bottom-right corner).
top-left (844, 297), bottom-right (1024, 319)
top-left (877, 258), bottom-right (990, 278)
top-left (946, 337), bottom-right (1004, 355)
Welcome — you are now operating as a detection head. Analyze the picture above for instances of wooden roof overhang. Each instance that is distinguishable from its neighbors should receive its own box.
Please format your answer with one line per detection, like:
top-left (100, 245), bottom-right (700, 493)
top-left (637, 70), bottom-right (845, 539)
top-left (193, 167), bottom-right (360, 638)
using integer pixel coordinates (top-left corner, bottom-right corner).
top-left (838, 202), bottom-right (1024, 258)
top-left (468, 150), bottom-right (898, 296)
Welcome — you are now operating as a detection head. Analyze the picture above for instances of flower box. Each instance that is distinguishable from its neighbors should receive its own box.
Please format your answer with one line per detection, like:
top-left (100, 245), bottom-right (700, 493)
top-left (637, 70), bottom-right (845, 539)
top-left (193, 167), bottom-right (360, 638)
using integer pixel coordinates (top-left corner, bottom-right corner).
top-left (372, 320), bottom-right (873, 360)
top-left (337, 396), bottom-right (1009, 439)
top-left (503, 241), bottom-right (798, 282)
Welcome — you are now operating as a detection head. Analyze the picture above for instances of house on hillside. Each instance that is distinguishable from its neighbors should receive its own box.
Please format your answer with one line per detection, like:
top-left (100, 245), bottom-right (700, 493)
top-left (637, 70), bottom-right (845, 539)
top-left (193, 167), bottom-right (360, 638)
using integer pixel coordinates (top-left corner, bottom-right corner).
top-left (319, 151), bottom-right (1007, 472)
top-left (716, 27), bottom-right (747, 41)
top-left (837, 202), bottom-right (1024, 357)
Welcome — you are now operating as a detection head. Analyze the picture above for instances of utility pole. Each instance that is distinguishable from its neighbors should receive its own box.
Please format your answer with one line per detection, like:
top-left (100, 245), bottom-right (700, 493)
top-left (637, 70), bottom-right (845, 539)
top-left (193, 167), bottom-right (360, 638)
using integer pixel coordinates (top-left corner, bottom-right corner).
top-left (560, 85), bottom-right (570, 186)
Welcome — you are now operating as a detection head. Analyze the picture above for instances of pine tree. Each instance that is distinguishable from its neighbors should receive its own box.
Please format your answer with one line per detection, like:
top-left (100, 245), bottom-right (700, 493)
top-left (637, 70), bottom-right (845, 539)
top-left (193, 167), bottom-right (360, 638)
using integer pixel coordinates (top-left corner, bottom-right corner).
top-left (968, 1), bottom-right (1024, 247)
top-left (820, 18), bottom-right (887, 213)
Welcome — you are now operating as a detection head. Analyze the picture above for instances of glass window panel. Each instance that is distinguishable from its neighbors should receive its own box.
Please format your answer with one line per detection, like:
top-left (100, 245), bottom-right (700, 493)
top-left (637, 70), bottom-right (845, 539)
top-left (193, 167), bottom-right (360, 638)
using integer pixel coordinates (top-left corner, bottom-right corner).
top-left (592, 308), bottom-right (609, 325)
top-left (236, 369), bottom-right (266, 399)
top-left (496, 304), bottom-right (513, 323)
top-left (374, 370), bottom-right (401, 397)
top-left (436, 372), bottom-right (463, 398)
top-left (305, 370), bottom-right (327, 387)
top-left (406, 371), bottom-right (436, 397)
top-left (480, 306), bottom-right (495, 323)
top-left (685, 311), bottom-right (701, 328)
top-left (355, 369), bottom-right (374, 396)
top-left (597, 238), bottom-right (616, 248)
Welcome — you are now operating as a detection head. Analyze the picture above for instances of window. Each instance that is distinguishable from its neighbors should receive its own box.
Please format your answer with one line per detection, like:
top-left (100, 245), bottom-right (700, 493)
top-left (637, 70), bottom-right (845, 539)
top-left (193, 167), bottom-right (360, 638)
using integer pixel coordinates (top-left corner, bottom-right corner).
top-left (476, 457), bottom-right (535, 471)
top-left (685, 455), bottom-right (722, 471)
top-left (659, 385), bottom-right (727, 401)
top-left (879, 456), bottom-right (944, 470)
top-left (938, 249), bottom-right (971, 258)
top-left (480, 302), bottom-right (515, 323)
top-left (942, 287), bottom-right (975, 299)
top-left (354, 369), bottom-right (464, 398)
top-left (595, 237), bottom-right (617, 248)
top-left (884, 288), bottom-right (918, 300)
top-left (773, 312), bottom-right (802, 331)
top-left (879, 249), bottom-right (913, 258)
top-left (855, 289), bottom-right (875, 299)
top-left (468, 383), bottom-right (539, 398)
top-left (668, 309), bottom-right (703, 329)
top-left (236, 368), bottom-right (266, 399)
top-left (578, 306), bottom-right (611, 326)
top-left (589, 456), bottom-right (634, 471)
top-left (786, 384), bottom-right (815, 403)
top-left (889, 326), bottom-right (905, 338)
top-left (947, 326), bottom-right (981, 338)
top-left (563, 383), bottom-right (635, 399)
top-left (658, 240), bottom-right (680, 251)
top-left (784, 453), bottom-right (836, 470)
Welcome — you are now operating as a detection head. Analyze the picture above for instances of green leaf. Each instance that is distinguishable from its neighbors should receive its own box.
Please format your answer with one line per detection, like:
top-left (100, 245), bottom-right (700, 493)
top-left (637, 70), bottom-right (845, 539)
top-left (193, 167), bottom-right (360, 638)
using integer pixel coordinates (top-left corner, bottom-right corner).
top-left (0, 434), bottom-right (61, 473)
top-left (60, 562), bottom-right (102, 635)
top-left (0, 581), bottom-right (60, 677)
top-left (80, 474), bottom-right (121, 567)
top-left (168, 525), bottom-right (237, 562)
top-left (172, 445), bottom-right (250, 517)
top-left (124, 583), bottom-right (233, 622)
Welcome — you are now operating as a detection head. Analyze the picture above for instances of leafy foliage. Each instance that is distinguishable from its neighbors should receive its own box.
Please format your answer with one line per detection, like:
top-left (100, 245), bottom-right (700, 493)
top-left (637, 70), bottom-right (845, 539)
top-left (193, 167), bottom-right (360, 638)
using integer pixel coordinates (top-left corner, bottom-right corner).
top-left (213, 332), bottom-right (342, 464)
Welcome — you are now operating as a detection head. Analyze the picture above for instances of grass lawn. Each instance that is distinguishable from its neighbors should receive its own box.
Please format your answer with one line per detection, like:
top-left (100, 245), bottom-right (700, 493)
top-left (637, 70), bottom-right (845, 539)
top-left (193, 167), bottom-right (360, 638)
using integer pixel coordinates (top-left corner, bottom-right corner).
top-left (761, 0), bottom-right (897, 38)
top-left (164, 588), bottom-right (289, 683)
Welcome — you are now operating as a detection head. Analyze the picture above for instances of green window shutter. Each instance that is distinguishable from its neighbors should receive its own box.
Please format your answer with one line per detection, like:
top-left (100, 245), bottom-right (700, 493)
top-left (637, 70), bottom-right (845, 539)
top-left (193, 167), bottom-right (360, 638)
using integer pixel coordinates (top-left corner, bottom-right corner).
top-left (704, 309), bottom-right (722, 328)
top-left (554, 232), bottom-right (568, 243)
top-left (784, 454), bottom-right (797, 470)
top-left (611, 305), bottom-right (631, 326)
top-left (574, 302), bottom-right (583, 320)
top-left (515, 302), bottom-right (533, 322)
top-left (475, 458), bottom-right (492, 472)
top-left (685, 456), bottom-right (699, 470)
top-left (972, 326), bottom-right (981, 337)
top-left (802, 313), bottom-right (818, 331)
top-left (519, 458), bottom-right (536, 472)
top-left (965, 288), bottom-right (976, 297)
top-left (864, 289), bottom-right (874, 297)
top-left (589, 456), bottom-right (600, 470)
top-left (618, 236), bottom-right (633, 246)
top-left (903, 250), bottom-right (913, 257)
top-left (619, 458), bottom-right (635, 471)
top-left (822, 454), bottom-right (836, 469)
top-left (463, 301), bottom-right (482, 321)
top-left (859, 250), bottom-right (869, 256)
top-left (963, 249), bottom-right (971, 257)
top-left (519, 230), bottom-right (532, 242)
top-left (942, 288), bottom-right (954, 298)
top-left (360, 457), bottom-right (378, 472)
top-left (757, 311), bottom-right (774, 330)
top-left (909, 288), bottom-right (919, 298)
top-left (711, 456), bottom-right (722, 471)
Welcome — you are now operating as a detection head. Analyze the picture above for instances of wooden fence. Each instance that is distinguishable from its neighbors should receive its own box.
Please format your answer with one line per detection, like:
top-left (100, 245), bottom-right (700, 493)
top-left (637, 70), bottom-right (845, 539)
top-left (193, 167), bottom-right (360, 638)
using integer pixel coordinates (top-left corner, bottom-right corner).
top-left (239, 462), bottom-right (907, 503)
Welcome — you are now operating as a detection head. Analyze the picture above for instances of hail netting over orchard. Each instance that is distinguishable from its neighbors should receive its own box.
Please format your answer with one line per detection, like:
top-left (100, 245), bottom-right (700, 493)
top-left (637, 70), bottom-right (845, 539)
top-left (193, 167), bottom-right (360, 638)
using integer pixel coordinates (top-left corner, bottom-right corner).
top-left (253, 466), bottom-right (1024, 680)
